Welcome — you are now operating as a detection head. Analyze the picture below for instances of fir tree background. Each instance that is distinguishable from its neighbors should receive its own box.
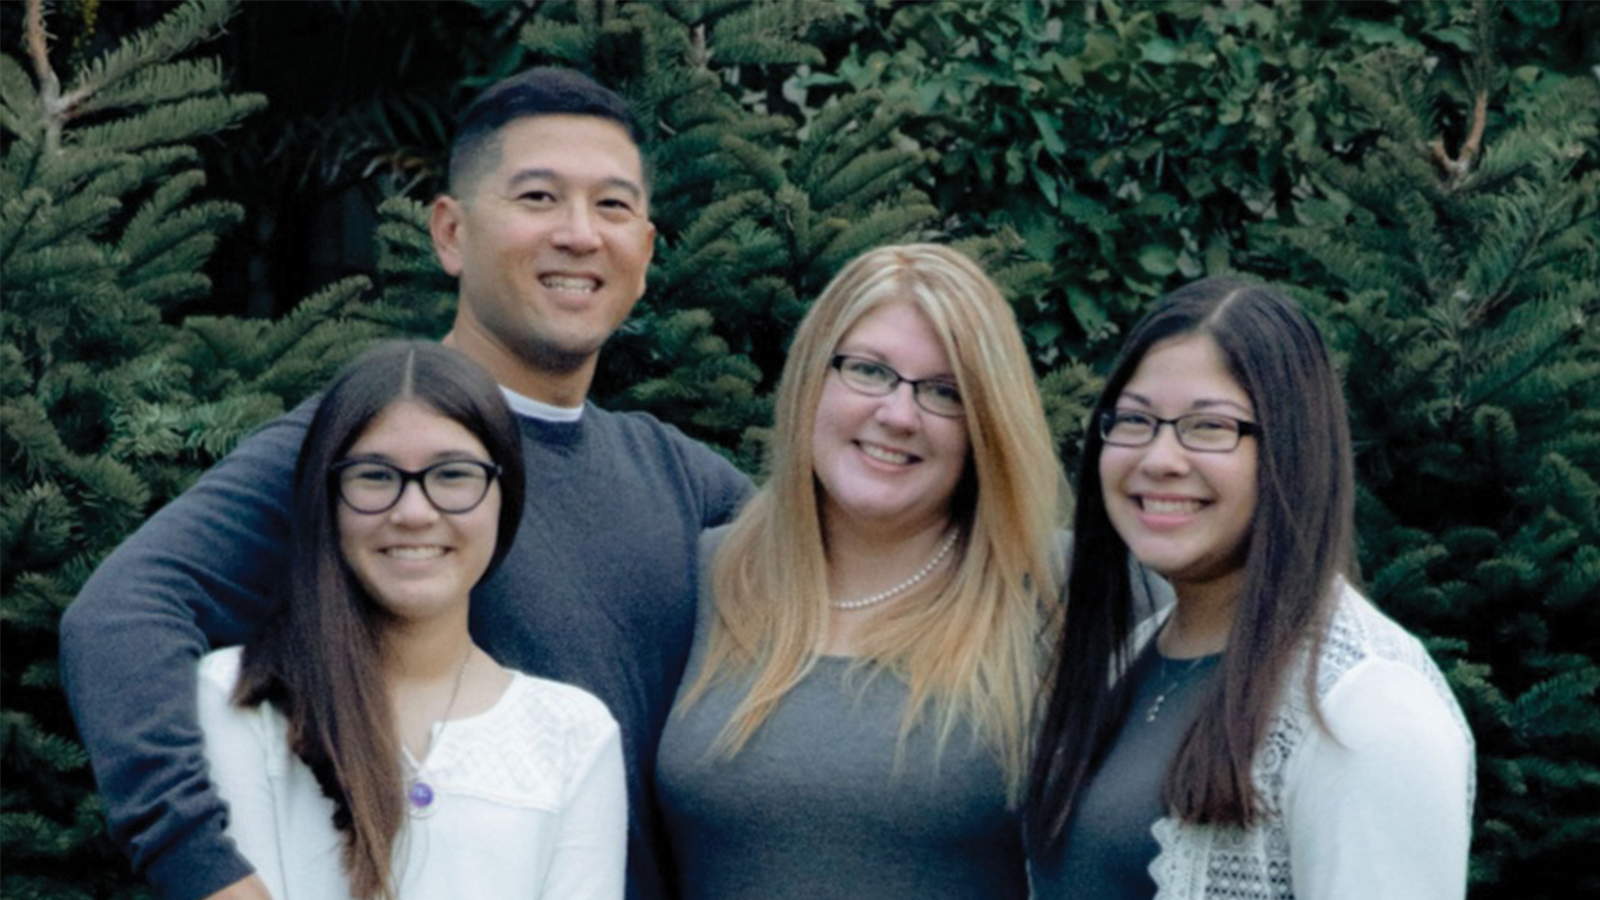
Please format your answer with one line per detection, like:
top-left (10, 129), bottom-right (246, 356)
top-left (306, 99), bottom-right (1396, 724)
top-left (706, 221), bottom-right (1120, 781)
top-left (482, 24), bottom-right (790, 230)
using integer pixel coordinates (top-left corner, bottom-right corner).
top-left (2, 1), bottom-right (1595, 897)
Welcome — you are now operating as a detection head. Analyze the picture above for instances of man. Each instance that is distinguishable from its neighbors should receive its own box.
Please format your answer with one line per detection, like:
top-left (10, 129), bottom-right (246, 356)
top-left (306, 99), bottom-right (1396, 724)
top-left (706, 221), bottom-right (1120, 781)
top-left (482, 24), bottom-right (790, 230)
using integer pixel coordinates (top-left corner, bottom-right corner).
top-left (59, 67), bottom-right (752, 900)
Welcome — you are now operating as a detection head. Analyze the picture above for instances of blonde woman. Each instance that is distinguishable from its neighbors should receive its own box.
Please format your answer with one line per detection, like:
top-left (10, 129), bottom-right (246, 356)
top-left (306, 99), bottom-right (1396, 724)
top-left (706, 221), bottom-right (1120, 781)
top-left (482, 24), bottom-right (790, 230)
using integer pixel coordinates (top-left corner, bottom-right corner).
top-left (656, 244), bottom-right (1065, 899)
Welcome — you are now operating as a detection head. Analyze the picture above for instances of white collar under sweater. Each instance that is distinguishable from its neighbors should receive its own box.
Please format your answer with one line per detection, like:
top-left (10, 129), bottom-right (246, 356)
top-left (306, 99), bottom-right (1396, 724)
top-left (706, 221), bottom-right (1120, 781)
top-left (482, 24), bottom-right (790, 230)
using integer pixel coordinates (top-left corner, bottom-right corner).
top-left (499, 386), bottom-right (583, 423)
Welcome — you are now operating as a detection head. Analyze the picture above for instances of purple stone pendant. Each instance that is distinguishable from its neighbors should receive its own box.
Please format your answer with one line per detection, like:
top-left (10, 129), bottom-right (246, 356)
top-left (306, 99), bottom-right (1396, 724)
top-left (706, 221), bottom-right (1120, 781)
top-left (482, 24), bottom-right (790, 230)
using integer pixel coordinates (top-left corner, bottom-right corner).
top-left (407, 779), bottom-right (436, 818)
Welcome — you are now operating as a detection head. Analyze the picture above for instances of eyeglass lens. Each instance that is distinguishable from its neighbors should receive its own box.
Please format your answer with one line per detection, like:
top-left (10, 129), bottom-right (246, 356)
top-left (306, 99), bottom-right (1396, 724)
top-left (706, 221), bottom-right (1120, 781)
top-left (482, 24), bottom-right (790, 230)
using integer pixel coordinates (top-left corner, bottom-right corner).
top-left (832, 355), bottom-right (963, 417)
top-left (1101, 410), bottom-right (1248, 452)
top-left (336, 460), bottom-right (496, 513)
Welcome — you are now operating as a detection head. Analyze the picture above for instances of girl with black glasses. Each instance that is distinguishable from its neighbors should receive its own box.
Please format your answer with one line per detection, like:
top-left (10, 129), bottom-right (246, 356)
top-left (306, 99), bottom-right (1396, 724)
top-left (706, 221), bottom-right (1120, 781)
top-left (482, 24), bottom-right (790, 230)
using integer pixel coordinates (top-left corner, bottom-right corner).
top-left (1026, 278), bottom-right (1473, 899)
top-left (197, 341), bottom-right (624, 899)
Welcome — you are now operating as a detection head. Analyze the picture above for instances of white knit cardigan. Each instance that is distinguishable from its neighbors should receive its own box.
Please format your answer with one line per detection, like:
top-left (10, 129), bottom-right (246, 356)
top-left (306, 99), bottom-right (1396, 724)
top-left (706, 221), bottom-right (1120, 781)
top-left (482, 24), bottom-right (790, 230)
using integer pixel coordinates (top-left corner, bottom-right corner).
top-left (1140, 582), bottom-right (1475, 900)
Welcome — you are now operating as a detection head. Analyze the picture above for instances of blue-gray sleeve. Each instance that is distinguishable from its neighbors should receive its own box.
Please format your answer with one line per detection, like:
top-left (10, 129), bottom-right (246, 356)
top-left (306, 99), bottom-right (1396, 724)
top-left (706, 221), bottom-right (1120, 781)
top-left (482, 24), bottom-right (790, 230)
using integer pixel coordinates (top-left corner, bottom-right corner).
top-left (675, 428), bottom-right (755, 528)
top-left (57, 398), bottom-right (317, 900)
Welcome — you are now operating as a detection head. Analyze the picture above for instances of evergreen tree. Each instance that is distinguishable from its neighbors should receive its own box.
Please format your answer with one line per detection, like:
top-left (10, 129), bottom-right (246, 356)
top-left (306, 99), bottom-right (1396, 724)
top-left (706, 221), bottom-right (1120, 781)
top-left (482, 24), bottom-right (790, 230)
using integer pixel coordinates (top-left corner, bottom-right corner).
top-left (1259, 3), bottom-right (1600, 896)
top-left (1, 2), bottom-right (391, 895)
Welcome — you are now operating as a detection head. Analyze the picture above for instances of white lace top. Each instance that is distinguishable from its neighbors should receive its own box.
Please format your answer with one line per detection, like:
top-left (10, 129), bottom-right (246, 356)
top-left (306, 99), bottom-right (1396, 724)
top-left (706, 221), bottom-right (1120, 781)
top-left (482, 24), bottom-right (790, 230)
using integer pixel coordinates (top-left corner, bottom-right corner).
top-left (198, 647), bottom-right (626, 899)
top-left (1142, 582), bottom-right (1474, 900)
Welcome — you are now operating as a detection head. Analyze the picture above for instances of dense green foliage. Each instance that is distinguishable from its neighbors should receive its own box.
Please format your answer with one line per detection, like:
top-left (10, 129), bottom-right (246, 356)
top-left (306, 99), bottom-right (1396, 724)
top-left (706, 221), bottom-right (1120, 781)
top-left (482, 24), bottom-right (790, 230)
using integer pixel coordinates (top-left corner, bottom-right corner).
top-left (2, 1), bottom-right (1595, 897)
top-left (1, 2), bottom-right (394, 895)
top-left (1261, 25), bottom-right (1600, 892)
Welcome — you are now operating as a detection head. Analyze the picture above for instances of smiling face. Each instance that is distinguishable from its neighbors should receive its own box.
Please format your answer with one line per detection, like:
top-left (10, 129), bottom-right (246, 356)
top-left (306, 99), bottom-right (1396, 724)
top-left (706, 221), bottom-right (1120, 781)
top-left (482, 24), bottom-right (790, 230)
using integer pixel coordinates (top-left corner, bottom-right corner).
top-left (337, 400), bottom-right (502, 625)
top-left (430, 114), bottom-right (657, 401)
top-left (1100, 334), bottom-right (1258, 601)
top-left (811, 301), bottom-right (971, 541)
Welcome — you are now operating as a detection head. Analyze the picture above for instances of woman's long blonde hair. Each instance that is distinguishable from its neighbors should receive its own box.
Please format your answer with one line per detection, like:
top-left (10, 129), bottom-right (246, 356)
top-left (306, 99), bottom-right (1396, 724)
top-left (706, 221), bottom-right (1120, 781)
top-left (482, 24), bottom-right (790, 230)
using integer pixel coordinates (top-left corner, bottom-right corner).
top-left (681, 243), bottom-right (1065, 795)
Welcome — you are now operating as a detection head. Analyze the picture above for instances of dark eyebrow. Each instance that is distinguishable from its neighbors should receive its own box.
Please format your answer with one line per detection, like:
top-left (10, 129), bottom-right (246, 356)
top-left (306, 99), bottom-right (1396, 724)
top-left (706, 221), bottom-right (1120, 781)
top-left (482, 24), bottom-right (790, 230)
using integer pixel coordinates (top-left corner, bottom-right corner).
top-left (1118, 391), bottom-right (1254, 417)
top-left (343, 450), bottom-right (488, 466)
top-left (506, 168), bottom-right (645, 202)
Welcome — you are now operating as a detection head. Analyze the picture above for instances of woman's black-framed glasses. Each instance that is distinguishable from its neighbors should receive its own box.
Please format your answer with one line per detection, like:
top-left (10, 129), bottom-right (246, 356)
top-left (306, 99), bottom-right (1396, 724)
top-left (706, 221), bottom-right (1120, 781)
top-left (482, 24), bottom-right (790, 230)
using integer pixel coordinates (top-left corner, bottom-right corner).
top-left (829, 354), bottom-right (964, 418)
top-left (331, 459), bottom-right (501, 514)
top-left (1099, 409), bottom-right (1258, 453)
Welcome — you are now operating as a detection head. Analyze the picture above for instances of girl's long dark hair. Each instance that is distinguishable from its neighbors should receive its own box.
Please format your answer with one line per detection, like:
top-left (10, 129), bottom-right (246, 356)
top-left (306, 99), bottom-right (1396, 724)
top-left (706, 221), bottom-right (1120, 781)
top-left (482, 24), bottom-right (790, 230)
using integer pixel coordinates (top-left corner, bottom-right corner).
top-left (1026, 277), bottom-right (1357, 850)
top-left (233, 341), bottom-right (525, 899)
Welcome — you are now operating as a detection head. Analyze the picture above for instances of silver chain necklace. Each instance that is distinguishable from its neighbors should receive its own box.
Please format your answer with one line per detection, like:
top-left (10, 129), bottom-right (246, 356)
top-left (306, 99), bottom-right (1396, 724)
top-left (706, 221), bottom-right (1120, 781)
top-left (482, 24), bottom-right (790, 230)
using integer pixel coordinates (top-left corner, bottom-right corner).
top-left (1145, 653), bottom-right (1207, 723)
top-left (830, 530), bottom-right (959, 611)
top-left (403, 647), bottom-right (472, 818)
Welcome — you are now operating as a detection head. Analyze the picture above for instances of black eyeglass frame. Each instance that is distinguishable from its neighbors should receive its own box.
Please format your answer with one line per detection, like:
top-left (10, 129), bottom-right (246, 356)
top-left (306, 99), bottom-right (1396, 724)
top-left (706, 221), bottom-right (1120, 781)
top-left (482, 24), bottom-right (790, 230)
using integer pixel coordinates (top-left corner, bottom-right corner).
top-left (828, 354), bottom-right (965, 418)
top-left (330, 458), bottom-right (503, 515)
top-left (1098, 408), bottom-right (1260, 453)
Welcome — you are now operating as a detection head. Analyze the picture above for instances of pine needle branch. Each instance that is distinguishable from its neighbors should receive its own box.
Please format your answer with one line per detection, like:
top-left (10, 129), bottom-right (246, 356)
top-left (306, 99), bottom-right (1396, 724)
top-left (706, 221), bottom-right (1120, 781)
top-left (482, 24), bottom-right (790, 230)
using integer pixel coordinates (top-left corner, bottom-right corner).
top-left (1431, 87), bottom-right (1490, 185)
top-left (24, 0), bottom-right (61, 155)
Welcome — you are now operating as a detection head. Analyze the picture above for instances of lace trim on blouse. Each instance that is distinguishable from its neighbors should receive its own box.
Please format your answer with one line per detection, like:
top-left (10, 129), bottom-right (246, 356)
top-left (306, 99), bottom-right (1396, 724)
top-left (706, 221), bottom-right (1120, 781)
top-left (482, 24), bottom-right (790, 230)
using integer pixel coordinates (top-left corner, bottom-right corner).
top-left (1146, 583), bottom-right (1473, 900)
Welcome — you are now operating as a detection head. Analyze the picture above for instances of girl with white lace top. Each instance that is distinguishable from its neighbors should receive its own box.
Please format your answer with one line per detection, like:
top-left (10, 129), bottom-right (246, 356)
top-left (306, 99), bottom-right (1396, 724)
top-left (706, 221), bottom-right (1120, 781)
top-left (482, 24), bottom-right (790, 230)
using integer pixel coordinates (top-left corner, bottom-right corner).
top-left (1026, 278), bottom-right (1473, 900)
top-left (196, 341), bottom-right (624, 900)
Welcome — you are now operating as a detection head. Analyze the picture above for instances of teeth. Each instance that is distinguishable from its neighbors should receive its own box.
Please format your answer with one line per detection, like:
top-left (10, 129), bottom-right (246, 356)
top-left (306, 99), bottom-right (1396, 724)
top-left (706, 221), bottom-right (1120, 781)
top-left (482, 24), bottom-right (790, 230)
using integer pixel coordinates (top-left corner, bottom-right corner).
top-left (860, 443), bottom-right (911, 465)
top-left (1142, 498), bottom-right (1202, 515)
top-left (540, 275), bottom-right (599, 292)
top-left (385, 546), bottom-right (445, 560)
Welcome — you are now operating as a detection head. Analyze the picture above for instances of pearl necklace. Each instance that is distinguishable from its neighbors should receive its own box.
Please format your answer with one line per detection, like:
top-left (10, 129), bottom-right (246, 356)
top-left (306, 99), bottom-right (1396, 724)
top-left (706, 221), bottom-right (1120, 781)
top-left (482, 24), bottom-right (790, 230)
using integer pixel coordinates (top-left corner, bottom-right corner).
top-left (830, 530), bottom-right (959, 611)
top-left (403, 647), bottom-right (471, 819)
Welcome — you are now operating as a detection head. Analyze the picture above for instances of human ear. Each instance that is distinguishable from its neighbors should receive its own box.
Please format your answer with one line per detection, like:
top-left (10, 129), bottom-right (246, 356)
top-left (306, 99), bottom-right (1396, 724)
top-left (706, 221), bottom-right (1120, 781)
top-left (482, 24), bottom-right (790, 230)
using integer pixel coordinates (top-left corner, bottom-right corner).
top-left (429, 195), bottom-right (466, 277)
top-left (638, 218), bottom-right (658, 295)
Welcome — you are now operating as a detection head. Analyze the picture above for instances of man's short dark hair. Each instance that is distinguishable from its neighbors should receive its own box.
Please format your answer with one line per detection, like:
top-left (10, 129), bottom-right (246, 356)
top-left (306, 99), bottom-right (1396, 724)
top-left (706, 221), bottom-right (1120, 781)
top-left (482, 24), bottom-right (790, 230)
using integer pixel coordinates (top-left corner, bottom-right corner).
top-left (447, 66), bottom-right (647, 195)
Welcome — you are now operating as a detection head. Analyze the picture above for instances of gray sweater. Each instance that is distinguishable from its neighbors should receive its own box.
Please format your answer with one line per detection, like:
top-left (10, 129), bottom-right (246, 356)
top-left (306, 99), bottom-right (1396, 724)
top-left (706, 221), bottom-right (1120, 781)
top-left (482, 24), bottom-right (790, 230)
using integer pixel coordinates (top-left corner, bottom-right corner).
top-left (655, 528), bottom-right (1029, 900)
top-left (59, 397), bottom-right (751, 900)
top-left (1029, 643), bottom-right (1223, 898)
